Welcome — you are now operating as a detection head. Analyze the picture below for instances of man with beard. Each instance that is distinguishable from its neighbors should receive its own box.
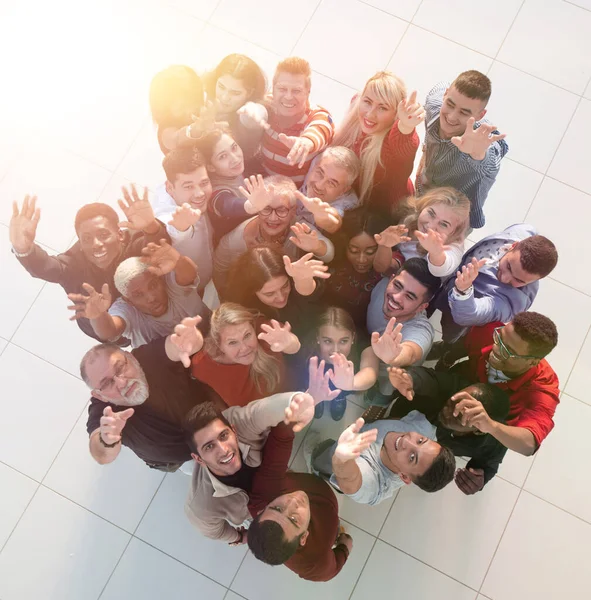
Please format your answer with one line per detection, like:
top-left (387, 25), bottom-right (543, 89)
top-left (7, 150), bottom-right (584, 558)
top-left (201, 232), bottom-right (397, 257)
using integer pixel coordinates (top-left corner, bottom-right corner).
top-left (81, 315), bottom-right (220, 471)
top-left (10, 186), bottom-right (169, 342)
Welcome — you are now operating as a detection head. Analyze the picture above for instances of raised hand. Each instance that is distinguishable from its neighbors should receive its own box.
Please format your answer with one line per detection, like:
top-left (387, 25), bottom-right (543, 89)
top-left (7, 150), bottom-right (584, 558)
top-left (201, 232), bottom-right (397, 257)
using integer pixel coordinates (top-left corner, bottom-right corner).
top-left (328, 352), bottom-right (355, 391)
top-left (118, 184), bottom-right (156, 232)
top-left (452, 391), bottom-right (494, 433)
top-left (237, 102), bottom-right (270, 130)
top-left (239, 174), bottom-right (274, 213)
top-left (258, 320), bottom-right (294, 352)
top-left (387, 367), bottom-right (414, 400)
top-left (10, 195), bottom-right (40, 254)
top-left (189, 100), bottom-right (218, 138)
top-left (141, 239), bottom-right (180, 276)
top-left (455, 467), bottom-right (485, 495)
top-left (415, 229), bottom-right (449, 256)
top-left (294, 190), bottom-right (332, 218)
top-left (284, 392), bottom-right (316, 432)
top-left (283, 252), bottom-right (330, 283)
top-left (307, 355), bottom-right (341, 404)
top-left (168, 203), bottom-right (201, 232)
top-left (67, 283), bottom-right (112, 321)
top-left (170, 315), bottom-right (204, 368)
top-left (397, 90), bottom-right (426, 133)
top-left (374, 224), bottom-right (411, 248)
top-left (371, 317), bottom-right (404, 365)
top-left (278, 134), bottom-right (314, 168)
top-left (451, 119), bottom-right (506, 161)
top-left (334, 418), bottom-right (378, 462)
top-left (99, 405), bottom-right (134, 444)
top-left (455, 257), bottom-right (486, 293)
top-left (289, 223), bottom-right (324, 254)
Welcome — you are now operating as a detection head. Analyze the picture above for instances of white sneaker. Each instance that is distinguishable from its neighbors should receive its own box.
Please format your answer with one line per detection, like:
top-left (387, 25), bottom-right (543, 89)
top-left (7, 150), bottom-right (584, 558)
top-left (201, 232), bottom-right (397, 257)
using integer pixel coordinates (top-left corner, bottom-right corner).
top-left (302, 430), bottom-right (322, 475)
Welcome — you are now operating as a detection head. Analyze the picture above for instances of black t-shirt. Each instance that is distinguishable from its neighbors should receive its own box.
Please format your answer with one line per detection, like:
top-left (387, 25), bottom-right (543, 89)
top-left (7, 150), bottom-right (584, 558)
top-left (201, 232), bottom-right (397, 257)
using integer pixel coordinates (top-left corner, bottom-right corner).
top-left (215, 462), bottom-right (257, 492)
top-left (86, 337), bottom-right (217, 466)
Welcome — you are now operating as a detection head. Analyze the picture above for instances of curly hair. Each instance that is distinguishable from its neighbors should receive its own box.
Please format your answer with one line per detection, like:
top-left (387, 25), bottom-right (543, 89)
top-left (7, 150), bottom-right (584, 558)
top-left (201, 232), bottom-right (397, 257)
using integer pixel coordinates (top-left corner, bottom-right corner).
top-left (512, 311), bottom-right (558, 358)
top-left (517, 236), bottom-right (558, 278)
top-left (413, 444), bottom-right (456, 493)
top-left (247, 514), bottom-right (302, 565)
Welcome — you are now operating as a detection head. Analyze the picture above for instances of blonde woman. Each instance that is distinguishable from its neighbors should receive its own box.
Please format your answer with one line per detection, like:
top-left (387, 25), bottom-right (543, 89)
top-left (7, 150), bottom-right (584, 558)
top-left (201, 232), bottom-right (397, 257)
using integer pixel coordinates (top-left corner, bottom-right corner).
top-left (333, 72), bottom-right (425, 217)
top-left (373, 187), bottom-right (471, 278)
top-left (189, 303), bottom-right (300, 407)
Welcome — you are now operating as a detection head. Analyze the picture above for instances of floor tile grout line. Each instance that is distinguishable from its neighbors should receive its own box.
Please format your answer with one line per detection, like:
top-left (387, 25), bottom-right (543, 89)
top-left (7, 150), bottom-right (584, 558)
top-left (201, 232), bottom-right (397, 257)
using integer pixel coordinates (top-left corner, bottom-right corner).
top-left (558, 328), bottom-right (591, 402)
top-left (4, 282), bottom-right (48, 345)
top-left (225, 546), bottom-right (251, 592)
top-left (0, 459), bottom-right (43, 485)
top-left (347, 536), bottom-right (378, 600)
top-left (0, 482), bottom-right (42, 556)
top-left (518, 488), bottom-right (591, 528)
top-left (383, 20), bottom-right (413, 72)
top-left (201, 20), bottom-right (282, 60)
top-left (491, 0), bottom-right (525, 62)
top-left (289, 0), bottom-right (323, 55)
top-left (564, 0), bottom-right (591, 14)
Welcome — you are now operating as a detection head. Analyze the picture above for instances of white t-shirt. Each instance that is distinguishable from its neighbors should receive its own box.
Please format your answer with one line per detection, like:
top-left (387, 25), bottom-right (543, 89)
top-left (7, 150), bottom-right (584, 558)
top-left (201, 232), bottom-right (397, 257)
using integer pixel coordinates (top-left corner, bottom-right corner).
top-left (151, 184), bottom-right (213, 293)
top-left (398, 240), bottom-right (464, 279)
top-left (109, 272), bottom-right (209, 348)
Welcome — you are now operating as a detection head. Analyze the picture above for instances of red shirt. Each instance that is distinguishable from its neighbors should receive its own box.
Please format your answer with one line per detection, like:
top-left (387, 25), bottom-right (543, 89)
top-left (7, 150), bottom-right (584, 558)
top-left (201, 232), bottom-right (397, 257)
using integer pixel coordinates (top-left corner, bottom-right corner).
top-left (248, 423), bottom-right (348, 582)
top-left (464, 322), bottom-right (560, 447)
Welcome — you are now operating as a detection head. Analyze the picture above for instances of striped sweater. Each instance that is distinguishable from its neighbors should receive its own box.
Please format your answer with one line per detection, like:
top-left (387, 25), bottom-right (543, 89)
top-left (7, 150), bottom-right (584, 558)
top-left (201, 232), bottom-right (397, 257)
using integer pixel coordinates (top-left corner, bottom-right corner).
top-left (262, 101), bottom-right (335, 184)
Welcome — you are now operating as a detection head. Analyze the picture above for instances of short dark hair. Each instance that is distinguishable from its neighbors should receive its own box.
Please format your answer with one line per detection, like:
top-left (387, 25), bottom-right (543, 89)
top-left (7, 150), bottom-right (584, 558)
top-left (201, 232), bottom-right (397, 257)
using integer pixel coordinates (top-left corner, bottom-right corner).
top-left (512, 311), bottom-right (558, 358)
top-left (74, 203), bottom-right (119, 234)
top-left (413, 445), bottom-right (455, 493)
top-left (469, 383), bottom-right (511, 423)
top-left (452, 70), bottom-right (492, 103)
top-left (162, 145), bottom-right (207, 183)
top-left (516, 235), bottom-right (558, 278)
top-left (247, 513), bottom-right (301, 565)
top-left (183, 402), bottom-right (231, 454)
top-left (398, 257), bottom-right (441, 302)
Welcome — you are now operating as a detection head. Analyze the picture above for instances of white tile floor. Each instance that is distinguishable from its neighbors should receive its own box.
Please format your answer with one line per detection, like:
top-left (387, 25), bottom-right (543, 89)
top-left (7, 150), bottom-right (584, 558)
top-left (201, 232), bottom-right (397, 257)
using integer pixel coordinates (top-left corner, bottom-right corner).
top-left (0, 0), bottom-right (589, 598)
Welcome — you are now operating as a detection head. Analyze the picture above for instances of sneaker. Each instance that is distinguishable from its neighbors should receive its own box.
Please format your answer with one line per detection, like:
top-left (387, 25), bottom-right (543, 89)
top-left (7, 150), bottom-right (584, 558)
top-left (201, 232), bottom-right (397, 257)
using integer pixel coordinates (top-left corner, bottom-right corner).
top-left (314, 401), bottom-right (325, 419)
top-left (330, 394), bottom-right (347, 421)
top-left (302, 430), bottom-right (322, 475)
top-left (426, 341), bottom-right (446, 361)
top-left (364, 386), bottom-right (393, 407)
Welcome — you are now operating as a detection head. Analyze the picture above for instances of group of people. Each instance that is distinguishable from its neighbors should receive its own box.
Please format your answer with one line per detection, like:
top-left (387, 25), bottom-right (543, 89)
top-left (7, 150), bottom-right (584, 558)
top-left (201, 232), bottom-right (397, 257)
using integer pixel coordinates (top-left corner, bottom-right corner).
top-left (9, 53), bottom-right (561, 583)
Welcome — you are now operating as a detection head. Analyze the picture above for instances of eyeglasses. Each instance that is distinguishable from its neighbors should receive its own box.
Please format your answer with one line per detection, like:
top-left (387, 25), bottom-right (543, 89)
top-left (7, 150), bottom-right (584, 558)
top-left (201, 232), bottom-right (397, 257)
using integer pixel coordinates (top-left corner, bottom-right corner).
top-left (492, 327), bottom-right (540, 361)
top-left (98, 354), bottom-right (130, 392)
top-left (259, 206), bottom-right (291, 218)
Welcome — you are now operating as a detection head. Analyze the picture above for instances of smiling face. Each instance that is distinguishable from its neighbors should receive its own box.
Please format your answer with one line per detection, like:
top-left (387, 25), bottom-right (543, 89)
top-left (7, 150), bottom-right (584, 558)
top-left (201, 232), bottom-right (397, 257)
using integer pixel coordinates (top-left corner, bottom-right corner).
top-left (381, 431), bottom-right (441, 484)
top-left (215, 74), bottom-right (250, 115)
top-left (258, 194), bottom-right (295, 238)
top-left (358, 86), bottom-right (397, 136)
top-left (123, 271), bottom-right (169, 317)
top-left (383, 271), bottom-right (429, 321)
top-left (317, 324), bottom-right (354, 363)
top-left (208, 133), bottom-right (244, 178)
top-left (77, 216), bottom-right (124, 270)
top-left (306, 154), bottom-right (351, 203)
top-left (255, 275), bottom-right (291, 309)
top-left (439, 85), bottom-right (487, 139)
top-left (417, 202), bottom-right (463, 241)
top-left (258, 490), bottom-right (311, 545)
top-left (488, 322), bottom-right (539, 377)
top-left (272, 72), bottom-right (309, 120)
top-left (165, 165), bottom-right (213, 211)
top-left (217, 322), bottom-right (259, 365)
top-left (191, 419), bottom-right (242, 476)
top-left (497, 246), bottom-right (540, 288)
top-left (346, 231), bottom-right (378, 274)
top-left (86, 350), bottom-right (149, 407)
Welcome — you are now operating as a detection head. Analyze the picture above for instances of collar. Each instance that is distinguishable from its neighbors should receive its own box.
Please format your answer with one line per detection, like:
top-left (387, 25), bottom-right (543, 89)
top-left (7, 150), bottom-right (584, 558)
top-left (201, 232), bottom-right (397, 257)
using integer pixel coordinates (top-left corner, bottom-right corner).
top-left (478, 345), bottom-right (540, 390)
top-left (203, 441), bottom-right (251, 498)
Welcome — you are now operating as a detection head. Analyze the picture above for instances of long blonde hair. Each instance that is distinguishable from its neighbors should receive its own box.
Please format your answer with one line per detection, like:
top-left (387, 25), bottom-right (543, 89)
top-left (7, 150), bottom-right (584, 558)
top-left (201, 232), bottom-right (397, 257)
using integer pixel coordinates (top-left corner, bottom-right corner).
top-left (333, 71), bottom-right (407, 203)
top-left (205, 302), bottom-right (281, 395)
top-left (402, 187), bottom-right (471, 253)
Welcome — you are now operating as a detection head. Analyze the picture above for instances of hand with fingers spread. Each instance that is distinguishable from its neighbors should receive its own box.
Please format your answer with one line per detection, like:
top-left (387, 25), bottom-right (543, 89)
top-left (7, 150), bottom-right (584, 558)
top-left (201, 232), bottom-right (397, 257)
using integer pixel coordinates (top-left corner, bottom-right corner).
top-left (294, 190), bottom-right (330, 218)
top-left (334, 418), bottom-right (378, 462)
top-left (278, 133), bottom-right (314, 168)
top-left (99, 405), bottom-right (134, 444)
top-left (168, 203), bottom-right (201, 232)
top-left (397, 91), bottom-right (426, 134)
top-left (141, 239), bottom-right (180, 276)
top-left (258, 320), bottom-right (296, 353)
top-left (415, 229), bottom-right (449, 257)
top-left (284, 392), bottom-right (316, 432)
top-left (387, 367), bottom-right (414, 400)
top-left (451, 118), bottom-right (506, 161)
top-left (237, 102), bottom-right (270, 130)
top-left (10, 195), bottom-right (41, 254)
top-left (170, 315), bottom-right (204, 367)
top-left (289, 223), bottom-right (324, 254)
top-left (307, 356), bottom-right (342, 405)
top-left (371, 317), bottom-right (404, 365)
top-left (67, 283), bottom-right (112, 321)
top-left (118, 184), bottom-right (157, 232)
top-left (328, 352), bottom-right (355, 391)
top-left (374, 224), bottom-right (411, 248)
top-left (455, 257), bottom-right (486, 293)
top-left (455, 467), bottom-right (485, 495)
top-left (188, 100), bottom-right (219, 139)
top-left (239, 174), bottom-right (274, 214)
top-left (283, 252), bottom-right (330, 284)
top-left (452, 391), bottom-right (494, 434)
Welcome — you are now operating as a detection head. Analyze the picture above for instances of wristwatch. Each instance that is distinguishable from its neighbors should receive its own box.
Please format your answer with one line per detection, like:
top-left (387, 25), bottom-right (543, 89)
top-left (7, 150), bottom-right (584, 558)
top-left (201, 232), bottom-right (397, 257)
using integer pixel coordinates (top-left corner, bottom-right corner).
top-left (99, 434), bottom-right (121, 448)
top-left (454, 285), bottom-right (473, 296)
